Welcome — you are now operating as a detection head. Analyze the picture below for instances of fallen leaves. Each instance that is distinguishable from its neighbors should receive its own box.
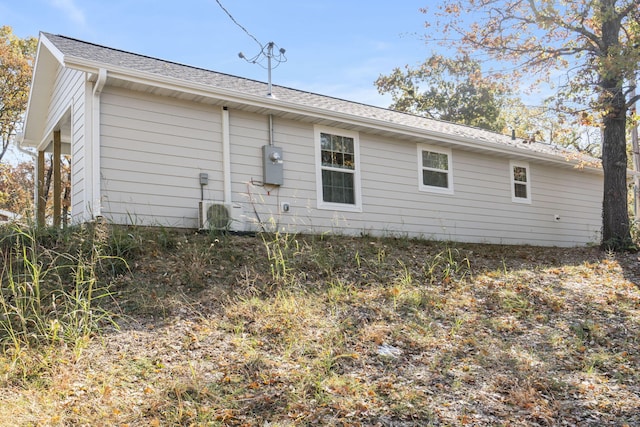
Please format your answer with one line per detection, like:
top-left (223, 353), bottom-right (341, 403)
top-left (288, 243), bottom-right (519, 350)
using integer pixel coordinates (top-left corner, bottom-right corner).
top-left (1, 231), bottom-right (639, 426)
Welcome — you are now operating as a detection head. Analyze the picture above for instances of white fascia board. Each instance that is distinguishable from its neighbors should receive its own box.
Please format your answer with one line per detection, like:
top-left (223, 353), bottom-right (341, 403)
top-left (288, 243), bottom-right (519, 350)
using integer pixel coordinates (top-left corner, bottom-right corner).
top-left (22, 35), bottom-right (66, 148)
top-left (62, 55), bottom-right (601, 174)
top-left (39, 34), bottom-right (65, 64)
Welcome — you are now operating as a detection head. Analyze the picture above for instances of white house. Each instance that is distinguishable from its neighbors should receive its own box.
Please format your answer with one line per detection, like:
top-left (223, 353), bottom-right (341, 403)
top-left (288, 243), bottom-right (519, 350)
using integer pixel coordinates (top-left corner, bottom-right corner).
top-left (0, 209), bottom-right (20, 224)
top-left (21, 32), bottom-right (603, 246)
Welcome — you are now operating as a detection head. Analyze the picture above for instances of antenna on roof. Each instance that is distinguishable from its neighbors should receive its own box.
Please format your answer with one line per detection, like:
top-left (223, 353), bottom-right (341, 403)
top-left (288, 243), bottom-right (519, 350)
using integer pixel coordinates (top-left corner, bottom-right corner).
top-left (214, 0), bottom-right (286, 97)
top-left (238, 42), bottom-right (287, 97)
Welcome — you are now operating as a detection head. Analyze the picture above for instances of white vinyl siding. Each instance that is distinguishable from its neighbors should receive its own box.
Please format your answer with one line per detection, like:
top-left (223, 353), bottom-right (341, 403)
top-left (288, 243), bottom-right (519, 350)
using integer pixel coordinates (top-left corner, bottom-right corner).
top-left (255, 122), bottom-right (599, 246)
top-left (99, 87), bottom-right (222, 228)
top-left (45, 67), bottom-right (83, 134)
top-left (90, 87), bottom-right (601, 247)
top-left (228, 111), bottom-right (314, 231)
top-left (418, 144), bottom-right (453, 194)
top-left (47, 67), bottom-right (87, 222)
top-left (70, 81), bottom-right (87, 221)
top-left (510, 161), bottom-right (531, 204)
top-left (314, 126), bottom-right (362, 212)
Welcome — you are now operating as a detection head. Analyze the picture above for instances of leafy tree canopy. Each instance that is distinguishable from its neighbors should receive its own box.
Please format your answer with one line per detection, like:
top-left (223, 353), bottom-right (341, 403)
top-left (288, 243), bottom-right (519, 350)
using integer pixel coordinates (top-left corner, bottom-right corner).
top-left (0, 161), bottom-right (33, 216)
top-left (423, 1), bottom-right (639, 105)
top-left (0, 26), bottom-right (37, 164)
top-left (376, 54), bottom-right (510, 132)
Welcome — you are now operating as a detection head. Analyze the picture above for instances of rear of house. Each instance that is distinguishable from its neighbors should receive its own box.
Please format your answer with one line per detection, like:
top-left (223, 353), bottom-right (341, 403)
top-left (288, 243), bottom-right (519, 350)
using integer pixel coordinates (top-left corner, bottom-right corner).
top-left (21, 33), bottom-right (603, 247)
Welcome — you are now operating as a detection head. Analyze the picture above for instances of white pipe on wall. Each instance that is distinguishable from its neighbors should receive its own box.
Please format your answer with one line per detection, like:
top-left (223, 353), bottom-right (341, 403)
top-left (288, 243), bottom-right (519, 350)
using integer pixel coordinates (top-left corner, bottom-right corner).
top-left (91, 68), bottom-right (107, 218)
top-left (269, 114), bottom-right (274, 146)
top-left (222, 106), bottom-right (232, 204)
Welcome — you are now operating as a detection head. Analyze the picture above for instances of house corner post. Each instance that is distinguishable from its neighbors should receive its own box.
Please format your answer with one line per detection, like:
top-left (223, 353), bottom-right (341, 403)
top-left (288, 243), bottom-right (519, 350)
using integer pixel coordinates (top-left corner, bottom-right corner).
top-left (37, 150), bottom-right (46, 227)
top-left (53, 130), bottom-right (62, 228)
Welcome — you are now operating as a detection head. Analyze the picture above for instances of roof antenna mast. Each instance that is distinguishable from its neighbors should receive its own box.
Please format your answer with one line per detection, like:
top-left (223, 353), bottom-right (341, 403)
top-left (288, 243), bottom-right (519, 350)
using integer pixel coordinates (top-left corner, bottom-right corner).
top-left (238, 41), bottom-right (287, 98)
top-left (214, 0), bottom-right (286, 97)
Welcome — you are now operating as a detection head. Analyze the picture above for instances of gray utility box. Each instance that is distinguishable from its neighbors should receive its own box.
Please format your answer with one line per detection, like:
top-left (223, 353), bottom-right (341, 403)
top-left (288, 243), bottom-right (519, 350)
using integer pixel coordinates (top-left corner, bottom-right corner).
top-left (262, 145), bottom-right (283, 185)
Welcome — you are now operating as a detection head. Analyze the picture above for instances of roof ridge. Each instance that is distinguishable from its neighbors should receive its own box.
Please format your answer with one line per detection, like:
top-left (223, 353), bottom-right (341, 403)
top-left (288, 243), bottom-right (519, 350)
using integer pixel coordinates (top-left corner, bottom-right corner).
top-left (40, 32), bottom-right (590, 162)
top-left (44, 32), bottom-right (263, 84)
top-left (42, 32), bottom-right (516, 141)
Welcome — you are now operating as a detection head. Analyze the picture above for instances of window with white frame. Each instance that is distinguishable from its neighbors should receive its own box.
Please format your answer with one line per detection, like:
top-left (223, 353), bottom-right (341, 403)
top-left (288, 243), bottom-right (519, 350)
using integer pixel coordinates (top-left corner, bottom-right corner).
top-left (418, 144), bottom-right (453, 194)
top-left (510, 161), bottom-right (531, 203)
top-left (315, 126), bottom-right (362, 211)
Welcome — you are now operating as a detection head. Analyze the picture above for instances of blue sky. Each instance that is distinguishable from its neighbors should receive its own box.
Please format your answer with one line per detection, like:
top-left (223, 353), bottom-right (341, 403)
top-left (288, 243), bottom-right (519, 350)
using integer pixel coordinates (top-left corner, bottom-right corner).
top-left (3, 0), bottom-right (431, 107)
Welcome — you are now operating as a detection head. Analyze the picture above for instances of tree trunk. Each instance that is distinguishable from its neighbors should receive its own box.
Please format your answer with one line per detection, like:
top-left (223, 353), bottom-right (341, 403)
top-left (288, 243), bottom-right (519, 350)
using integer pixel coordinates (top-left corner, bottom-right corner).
top-left (601, 111), bottom-right (631, 249)
top-left (599, 0), bottom-right (632, 250)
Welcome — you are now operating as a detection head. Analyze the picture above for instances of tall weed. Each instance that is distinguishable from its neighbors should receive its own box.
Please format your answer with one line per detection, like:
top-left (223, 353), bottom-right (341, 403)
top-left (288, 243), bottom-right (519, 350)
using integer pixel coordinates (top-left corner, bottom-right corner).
top-left (261, 231), bottom-right (300, 284)
top-left (423, 247), bottom-right (472, 286)
top-left (0, 224), bottom-right (121, 359)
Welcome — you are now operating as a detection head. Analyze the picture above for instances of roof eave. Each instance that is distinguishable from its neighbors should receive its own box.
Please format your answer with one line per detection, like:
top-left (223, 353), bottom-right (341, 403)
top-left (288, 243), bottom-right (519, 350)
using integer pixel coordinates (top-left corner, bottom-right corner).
top-left (22, 34), bottom-right (66, 149)
top-left (61, 54), bottom-right (602, 173)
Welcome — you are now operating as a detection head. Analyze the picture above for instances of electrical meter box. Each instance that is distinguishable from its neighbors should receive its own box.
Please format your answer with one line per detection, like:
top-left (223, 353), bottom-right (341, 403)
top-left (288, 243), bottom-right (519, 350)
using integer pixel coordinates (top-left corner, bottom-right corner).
top-left (262, 145), bottom-right (283, 185)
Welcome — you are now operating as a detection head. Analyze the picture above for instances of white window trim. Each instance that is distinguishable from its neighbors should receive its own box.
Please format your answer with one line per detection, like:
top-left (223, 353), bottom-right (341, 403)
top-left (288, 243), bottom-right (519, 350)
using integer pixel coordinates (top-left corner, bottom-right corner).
top-left (314, 125), bottom-right (362, 212)
top-left (510, 160), bottom-right (532, 204)
top-left (417, 144), bottom-right (454, 195)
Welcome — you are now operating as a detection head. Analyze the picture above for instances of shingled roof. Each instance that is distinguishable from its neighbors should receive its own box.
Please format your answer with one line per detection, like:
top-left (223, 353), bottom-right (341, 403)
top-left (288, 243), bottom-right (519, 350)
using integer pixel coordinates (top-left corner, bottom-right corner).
top-left (42, 32), bottom-right (589, 162)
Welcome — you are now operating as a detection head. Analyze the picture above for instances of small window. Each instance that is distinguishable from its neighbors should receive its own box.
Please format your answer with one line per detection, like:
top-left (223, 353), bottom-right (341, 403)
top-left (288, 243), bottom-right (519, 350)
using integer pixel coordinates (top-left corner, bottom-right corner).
top-left (315, 126), bottom-right (361, 211)
top-left (418, 144), bottom-right (453, 194)
top-left (510, 161), bottom-right (531, 203)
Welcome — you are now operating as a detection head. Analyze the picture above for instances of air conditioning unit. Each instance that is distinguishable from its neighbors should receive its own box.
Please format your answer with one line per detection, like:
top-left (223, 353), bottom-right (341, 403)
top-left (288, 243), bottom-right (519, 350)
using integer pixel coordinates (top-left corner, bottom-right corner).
top-left (198, 201), bottom-right (245, 232)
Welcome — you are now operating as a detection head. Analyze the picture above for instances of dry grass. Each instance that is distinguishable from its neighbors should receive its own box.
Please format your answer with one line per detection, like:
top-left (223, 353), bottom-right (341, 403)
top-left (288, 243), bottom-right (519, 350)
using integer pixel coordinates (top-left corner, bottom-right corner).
top-left (1, 226), bottom-right (639, 426)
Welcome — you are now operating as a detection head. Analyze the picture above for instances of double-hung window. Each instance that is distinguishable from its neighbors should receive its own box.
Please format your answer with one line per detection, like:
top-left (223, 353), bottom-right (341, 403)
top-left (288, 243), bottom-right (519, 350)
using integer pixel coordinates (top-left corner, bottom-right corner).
top-left (315, 126), bottom-right (361, 211)
top-left (510, 161), bottom-right (531, 203)
top-left (418, 144), bottom-right (453, 194)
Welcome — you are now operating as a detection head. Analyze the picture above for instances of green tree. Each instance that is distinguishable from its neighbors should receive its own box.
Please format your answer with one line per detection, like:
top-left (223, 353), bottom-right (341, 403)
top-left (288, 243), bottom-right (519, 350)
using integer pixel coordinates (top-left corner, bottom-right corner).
top-left (376, 54), bottom-right (509, 132)
top-left (0, 26), bottom-right (37, 163)
top-left (422, 0), bottom-right (639, 250)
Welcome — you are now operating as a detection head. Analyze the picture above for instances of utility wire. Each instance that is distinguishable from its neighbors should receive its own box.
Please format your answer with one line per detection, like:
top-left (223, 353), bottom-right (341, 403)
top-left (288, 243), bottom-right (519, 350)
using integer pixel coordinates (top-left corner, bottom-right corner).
top-left (214, 0), bottom-right (263, 50)
top-left (213, 0), bottom-right (287, 95)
